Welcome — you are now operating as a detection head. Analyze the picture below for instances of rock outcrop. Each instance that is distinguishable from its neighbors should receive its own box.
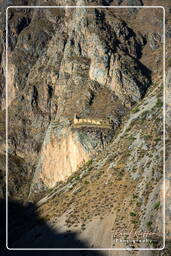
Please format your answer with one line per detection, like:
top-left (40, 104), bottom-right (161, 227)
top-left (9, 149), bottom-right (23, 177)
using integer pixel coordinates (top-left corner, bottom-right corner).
top-left (4, 5), bottom-right (154, 193)
top-left (31, 127), bottom-right (90, 191)
top-left (0, 0), bottom-right (170, 253)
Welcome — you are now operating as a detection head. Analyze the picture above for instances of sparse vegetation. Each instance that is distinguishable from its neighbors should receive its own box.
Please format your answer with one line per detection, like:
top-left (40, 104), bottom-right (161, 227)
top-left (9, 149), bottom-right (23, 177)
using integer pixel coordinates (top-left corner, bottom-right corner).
top-left (130, 211), bottom-right (137, 217)
top-left (155, 98), bottom-right (163, 108)
top-left (132, 107), bottom-right (140, 113)
top-left (141, 110), bottom-right (149, 120)
top-left (154, 201), bottom-right (160, 209)
top-left (128, 135), bottom-right (136, 141)
top-left (84, 180), bottom-right (89, 184)
top-left (5, 6), bottom-right (166, 250)
top-left (87, 167), bottom-right (93, 172)
top-left (136, 201), bottom-right (141, 207)
top-left (144, 135), bottom-right (151, 140)
top-left (147, 221), bottom-right (152, 227)
top-left (131, 219), bottom-right (138, 224)
top-left (85, 159), bottom-right (93, 166)
top-left (154, 137), bottom-right (161, 142)
top-left (132, 194), bottom-right (138, 199)
top-left (125, 127), bottom-right (131, 133)
top-left (75, 175), bottom-right (80, 180)
top-left (155, 118), bottom-right (161, 123)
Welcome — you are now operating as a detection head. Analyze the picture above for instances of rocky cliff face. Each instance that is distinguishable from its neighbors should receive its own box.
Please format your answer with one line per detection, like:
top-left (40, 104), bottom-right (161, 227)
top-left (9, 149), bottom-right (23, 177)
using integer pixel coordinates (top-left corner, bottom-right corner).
top-left (0, 0), bottom-right (170, 254)
top-left (27, 5), bottom-right (153, 192)
top-left (3, 3), bottom-right (154, 194)
top-left (32, 127), bottom-right (90, 190)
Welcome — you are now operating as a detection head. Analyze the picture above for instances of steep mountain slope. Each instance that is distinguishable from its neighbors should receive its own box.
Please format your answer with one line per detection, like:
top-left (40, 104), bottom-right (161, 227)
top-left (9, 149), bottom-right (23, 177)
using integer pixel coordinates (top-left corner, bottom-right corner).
top-left (2, 2), bottom-right (162, 198)
top-left (11, 76), bottom-right (163, 250)
top-left (0, 0), bottom-right (170, 254)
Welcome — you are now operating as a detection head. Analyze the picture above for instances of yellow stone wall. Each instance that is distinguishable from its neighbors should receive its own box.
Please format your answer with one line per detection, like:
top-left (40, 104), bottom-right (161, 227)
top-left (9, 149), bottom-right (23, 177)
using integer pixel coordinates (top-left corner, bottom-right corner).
top-left (73, 116), bottom-right (111, 127)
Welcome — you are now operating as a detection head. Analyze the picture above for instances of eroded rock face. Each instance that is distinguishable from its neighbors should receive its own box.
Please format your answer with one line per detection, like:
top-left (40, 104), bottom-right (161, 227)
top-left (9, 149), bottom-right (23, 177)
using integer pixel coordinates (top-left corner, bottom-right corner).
top-left (1, 2), bottom-right (165, 198)
top-left (27, 7), bottom-right (152, 191)
top-left (31, 127), bottom-right (90, 191)
top-left (109, 53), bottom-right (150, 104)
top-left (1, 0), bottom-right (170, 252)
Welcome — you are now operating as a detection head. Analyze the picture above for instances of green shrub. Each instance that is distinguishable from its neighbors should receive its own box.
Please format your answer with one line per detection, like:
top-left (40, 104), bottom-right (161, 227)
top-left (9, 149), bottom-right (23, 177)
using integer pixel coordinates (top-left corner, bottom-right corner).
top-left (132, 194), bottom-right (138, 199)
top-left (130, 211), bottom-right (137, 217)
top-left (154, 137), bottom-right (161, 142)
top-left (75, 175), bottom-right (80, 180)
top-left (84, 180), bottom-right (89, 184)
top-left (142, 110), bottom-right (149, 116)
top-left (87, 167), bottom-right (93, 172)
top-left (155, 118), bottom-right (161, 123)
top-left (128, 135), bottom-right (136, 141)
top-left (132, 107), bottom-right (140, 113)
top-left (154, 201), bottom-right (160, 209)
top-left (136, 201), bottom-right (142, 207)
top-left (86, 159), bottom-right (93, 166)
top-left (144, 135), bottom-right (151, 140)
top-left (147, 221), bottom-right (152, 227)
top-left (131, 219), bottom-right (138, 224)
top-left (140, 110), bottom-right (149, 120)
top-left (125, 127), bottom-right (131, 133)
top-left (156, 98), bottom-right (163, 108)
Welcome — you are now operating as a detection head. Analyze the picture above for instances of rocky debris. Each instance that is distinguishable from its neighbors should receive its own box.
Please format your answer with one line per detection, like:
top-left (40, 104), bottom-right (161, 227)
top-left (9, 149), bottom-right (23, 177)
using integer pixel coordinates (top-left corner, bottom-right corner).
top-left (149, 32), bottom-right (161, 50)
